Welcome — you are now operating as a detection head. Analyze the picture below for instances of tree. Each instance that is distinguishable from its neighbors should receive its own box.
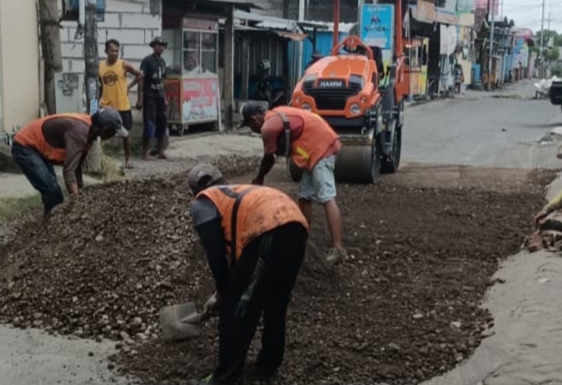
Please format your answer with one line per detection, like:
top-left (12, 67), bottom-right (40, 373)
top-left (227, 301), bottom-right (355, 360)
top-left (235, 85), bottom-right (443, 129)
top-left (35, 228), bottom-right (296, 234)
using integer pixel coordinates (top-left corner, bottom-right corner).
top-left (38, 0), bottom-right (63, 115)
top-left (549, 47), bottom-right (560, 62)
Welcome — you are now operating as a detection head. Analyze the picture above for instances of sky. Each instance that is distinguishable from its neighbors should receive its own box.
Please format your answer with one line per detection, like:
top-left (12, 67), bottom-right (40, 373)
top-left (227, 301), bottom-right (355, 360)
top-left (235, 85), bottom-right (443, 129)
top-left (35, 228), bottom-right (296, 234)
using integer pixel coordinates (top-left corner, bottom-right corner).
top-left (501, 0), bottom-right (562, 32)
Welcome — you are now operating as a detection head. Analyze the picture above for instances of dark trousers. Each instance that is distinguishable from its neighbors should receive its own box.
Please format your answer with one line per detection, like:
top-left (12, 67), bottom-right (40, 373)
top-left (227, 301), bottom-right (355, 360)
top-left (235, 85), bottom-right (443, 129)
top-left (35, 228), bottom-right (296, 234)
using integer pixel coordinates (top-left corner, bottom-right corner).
top-left (142, 97), bottom-right (167, 139)
top-left (11, 142), bottom-right (63, 215)
top-left (214, 222), bottom-right (308, 383)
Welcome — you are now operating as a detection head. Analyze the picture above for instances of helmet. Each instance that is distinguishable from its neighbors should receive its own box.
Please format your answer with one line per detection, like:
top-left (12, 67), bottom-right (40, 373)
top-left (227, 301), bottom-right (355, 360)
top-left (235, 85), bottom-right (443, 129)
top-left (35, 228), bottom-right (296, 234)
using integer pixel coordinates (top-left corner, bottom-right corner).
top-left (92, 108), bottom-right (128, 138)
top-left (258, 59), bottom-right (271, 72)
top-left (188, 164), bottom-right (224, 194)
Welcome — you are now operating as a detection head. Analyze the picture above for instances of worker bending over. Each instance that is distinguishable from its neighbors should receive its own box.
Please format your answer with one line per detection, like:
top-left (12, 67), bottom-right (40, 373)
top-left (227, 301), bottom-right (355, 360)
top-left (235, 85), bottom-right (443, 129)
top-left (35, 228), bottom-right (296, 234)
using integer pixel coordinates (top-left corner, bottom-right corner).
top-left (241, 101), bottom-right (346, 263)
top-left (187, 163), bottom-right (308, 385)
top-left (535, 189), bottom-right (562, 225)
top-left (11, 108), bottom-right (128, 220)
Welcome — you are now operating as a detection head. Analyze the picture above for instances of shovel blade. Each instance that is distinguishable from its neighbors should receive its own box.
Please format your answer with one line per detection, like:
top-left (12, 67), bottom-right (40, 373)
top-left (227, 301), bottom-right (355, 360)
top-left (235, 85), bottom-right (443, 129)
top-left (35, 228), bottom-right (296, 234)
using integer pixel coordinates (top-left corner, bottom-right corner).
top-left (159, 302), bottom-right (201, 341)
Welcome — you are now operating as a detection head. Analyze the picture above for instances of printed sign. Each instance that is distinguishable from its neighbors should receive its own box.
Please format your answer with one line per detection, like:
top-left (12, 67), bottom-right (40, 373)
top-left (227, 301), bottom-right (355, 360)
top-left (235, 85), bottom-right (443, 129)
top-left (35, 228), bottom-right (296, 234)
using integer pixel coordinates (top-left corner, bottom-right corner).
top-left (181, 77), bottom-right (219, 124)
top-left (360, 4), bottom-right (394, 51)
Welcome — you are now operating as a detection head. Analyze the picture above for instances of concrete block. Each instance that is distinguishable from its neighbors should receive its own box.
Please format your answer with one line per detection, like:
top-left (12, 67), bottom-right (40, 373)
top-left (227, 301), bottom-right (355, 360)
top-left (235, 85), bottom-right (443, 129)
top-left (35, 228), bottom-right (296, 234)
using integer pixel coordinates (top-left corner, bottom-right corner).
top-left (98, 13), bottom-right (121, 29)
top-left (105, 0), bottom-right (146, 13)
top-left (61, 43), bottom-right (84, 59)
top-left (144, 29), bottom-right (159, 44)
top-left (100, 29), bottom-right (145, 45)
top-left (120, 13), bottom-right (160, 29)
top-left (122, 45), bottom-right (151, 61)
top-left (69, 60), bottom-right (86, 73)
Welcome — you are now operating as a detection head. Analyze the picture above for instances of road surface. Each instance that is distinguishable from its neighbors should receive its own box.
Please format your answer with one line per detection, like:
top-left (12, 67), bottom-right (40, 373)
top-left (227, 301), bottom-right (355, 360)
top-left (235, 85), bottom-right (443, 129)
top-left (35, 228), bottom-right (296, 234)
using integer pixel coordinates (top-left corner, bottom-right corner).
top-left (1, 82), bottom-right (562, 385)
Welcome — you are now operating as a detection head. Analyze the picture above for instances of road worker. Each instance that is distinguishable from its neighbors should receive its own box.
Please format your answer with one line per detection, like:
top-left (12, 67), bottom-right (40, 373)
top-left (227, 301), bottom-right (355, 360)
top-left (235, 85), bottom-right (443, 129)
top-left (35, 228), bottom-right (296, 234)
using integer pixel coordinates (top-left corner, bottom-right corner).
top-left (187, 163), bottom-right (309, 385)
top-left (11, 108), bottom-right (128, 220)
top-left (241, 101), bottom-right (346, 263)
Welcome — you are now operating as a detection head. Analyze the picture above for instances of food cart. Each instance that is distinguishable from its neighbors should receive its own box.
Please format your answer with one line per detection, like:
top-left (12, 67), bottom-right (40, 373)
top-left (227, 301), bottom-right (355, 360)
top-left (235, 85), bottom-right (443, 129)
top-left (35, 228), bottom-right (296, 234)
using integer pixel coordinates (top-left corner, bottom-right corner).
top-left (164, 16), bottom-right (221, 135)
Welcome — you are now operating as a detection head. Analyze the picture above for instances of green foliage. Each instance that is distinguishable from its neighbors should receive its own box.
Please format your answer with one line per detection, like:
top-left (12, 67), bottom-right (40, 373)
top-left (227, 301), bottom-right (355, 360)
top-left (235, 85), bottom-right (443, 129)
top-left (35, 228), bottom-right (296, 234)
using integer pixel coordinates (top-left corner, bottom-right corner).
top-left (549, 47), bottom-right (560, 61)
top-left (551, 64), bottom-right (562, 77)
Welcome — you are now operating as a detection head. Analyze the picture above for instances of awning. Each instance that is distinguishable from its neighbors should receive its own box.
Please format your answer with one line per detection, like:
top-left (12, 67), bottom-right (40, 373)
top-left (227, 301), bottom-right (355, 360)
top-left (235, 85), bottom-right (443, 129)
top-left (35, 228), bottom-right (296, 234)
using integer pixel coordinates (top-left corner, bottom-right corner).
top-left (275, 31), bottom-right (308, 41)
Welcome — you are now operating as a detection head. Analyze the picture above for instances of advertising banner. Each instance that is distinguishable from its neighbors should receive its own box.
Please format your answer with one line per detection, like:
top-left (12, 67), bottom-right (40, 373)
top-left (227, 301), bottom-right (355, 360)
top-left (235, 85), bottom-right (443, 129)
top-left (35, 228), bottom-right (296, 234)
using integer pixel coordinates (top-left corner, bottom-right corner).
top-left (361, 4), bottom-right (394, 50)
top-left (164, 76), bottom-right (220, 124)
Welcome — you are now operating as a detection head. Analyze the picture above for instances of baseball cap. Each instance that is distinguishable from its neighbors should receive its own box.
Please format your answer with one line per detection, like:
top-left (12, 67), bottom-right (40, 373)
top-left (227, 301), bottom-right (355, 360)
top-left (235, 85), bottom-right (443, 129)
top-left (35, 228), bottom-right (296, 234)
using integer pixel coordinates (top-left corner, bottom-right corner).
top-left (188, 163), bottom-right (224, 194)
top-left (238, 101), bottom-right (266, 129)
top-left (92, 108), bottom-right (128, 138)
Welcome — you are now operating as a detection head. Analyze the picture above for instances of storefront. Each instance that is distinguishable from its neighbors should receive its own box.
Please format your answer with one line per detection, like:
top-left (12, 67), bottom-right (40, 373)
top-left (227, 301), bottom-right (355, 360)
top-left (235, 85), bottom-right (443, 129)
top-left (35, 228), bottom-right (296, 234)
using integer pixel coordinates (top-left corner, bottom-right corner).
top-left (163, 16), bottom-right (221, 134)
top-left (405, 37), bottom-right (429, 97)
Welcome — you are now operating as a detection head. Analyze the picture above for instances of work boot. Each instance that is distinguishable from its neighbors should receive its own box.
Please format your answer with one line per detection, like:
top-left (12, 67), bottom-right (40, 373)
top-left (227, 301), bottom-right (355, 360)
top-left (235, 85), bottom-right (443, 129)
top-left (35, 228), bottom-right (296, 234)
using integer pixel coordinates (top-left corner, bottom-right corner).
top-left (326, 248), bottom-right (347, 264)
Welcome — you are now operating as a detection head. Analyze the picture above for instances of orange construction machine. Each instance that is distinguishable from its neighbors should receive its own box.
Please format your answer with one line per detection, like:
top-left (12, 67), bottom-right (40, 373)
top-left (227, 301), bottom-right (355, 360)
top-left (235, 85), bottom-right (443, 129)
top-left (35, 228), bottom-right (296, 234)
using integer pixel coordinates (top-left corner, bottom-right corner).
top-left (291, 0), bottom-right (409, 183)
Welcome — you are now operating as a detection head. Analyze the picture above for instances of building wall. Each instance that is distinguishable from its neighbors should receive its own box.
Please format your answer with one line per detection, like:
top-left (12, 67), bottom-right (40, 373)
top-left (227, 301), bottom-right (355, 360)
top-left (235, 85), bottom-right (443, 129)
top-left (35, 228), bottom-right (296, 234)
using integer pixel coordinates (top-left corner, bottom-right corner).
top-left (58, 0), bottom-right (161, 114)
top-left (257, 0), bottom-right (357, 22)
top-left (0, 0), bottom-right (40, 132)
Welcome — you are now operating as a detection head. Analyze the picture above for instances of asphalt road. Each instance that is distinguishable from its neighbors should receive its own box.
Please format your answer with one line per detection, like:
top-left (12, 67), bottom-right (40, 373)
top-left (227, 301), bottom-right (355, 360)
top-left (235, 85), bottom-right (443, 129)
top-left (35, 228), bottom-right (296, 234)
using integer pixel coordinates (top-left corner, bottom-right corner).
top-left (403, 81), bottom-right (562, 170)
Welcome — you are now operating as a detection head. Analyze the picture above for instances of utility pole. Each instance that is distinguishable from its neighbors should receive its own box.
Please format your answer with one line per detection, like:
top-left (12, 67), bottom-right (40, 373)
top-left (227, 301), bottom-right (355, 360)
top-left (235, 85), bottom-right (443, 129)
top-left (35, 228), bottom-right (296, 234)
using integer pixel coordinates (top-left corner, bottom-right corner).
top-left (487, 0), bottom-right (495, 90)
top-left (333, 0), bottom-right (340, 48)
top-left (83, 0), bottom-right (101, 171)
top-left (540, 0), bottom-right (546, 78)
top-left (84, 1), bottom-right (99, 115)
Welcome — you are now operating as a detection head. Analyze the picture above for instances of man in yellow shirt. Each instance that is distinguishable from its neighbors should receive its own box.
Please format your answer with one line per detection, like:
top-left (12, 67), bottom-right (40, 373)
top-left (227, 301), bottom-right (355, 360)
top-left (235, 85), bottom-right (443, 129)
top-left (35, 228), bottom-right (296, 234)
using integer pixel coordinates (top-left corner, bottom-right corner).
top-left (99, 39), bottom-right (143, 168)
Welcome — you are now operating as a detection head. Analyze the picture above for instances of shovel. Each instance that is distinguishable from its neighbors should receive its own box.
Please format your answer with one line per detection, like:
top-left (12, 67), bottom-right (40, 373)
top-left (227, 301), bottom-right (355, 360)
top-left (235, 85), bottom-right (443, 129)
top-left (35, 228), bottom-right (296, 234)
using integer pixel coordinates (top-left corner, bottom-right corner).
top-left (159, 301), bottom-right (212, 341)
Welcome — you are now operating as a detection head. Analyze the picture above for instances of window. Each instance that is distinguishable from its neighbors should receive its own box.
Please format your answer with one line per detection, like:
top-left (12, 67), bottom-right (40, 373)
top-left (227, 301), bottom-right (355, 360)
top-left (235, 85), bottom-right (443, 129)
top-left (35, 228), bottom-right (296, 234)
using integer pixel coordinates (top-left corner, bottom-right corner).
top-left (182, 29), bottom-right (218, 74)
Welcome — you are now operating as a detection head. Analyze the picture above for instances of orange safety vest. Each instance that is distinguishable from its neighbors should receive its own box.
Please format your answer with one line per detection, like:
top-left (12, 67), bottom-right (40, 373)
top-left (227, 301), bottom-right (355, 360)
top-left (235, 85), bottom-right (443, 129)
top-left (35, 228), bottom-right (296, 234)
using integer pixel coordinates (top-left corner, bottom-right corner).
top-left (266, 106), bottom-right (340, 170)
top-left (14, 114), bottom-right (92, 164)
top-left (196, 184), bottom-right (309, 262)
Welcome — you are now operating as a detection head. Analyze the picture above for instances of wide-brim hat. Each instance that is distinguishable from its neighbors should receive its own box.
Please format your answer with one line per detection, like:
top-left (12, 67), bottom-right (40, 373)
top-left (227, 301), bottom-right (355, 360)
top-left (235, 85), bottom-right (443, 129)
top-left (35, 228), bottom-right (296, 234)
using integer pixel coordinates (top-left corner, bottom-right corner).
top-left (149, 36), bottom-right (168, 47)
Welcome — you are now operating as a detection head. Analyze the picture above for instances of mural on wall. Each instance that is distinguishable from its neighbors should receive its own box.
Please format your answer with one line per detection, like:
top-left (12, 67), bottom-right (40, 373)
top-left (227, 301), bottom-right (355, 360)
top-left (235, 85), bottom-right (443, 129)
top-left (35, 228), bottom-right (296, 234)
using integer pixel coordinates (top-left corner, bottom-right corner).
top-left (55, 72), bottom-right (86, 114)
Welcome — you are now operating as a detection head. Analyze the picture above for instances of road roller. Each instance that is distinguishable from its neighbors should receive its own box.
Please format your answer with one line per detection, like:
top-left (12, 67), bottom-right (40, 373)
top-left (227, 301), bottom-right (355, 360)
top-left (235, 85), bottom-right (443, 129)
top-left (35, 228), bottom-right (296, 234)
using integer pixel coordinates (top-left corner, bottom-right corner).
top-left (289, 2), bottom-right (408, 183)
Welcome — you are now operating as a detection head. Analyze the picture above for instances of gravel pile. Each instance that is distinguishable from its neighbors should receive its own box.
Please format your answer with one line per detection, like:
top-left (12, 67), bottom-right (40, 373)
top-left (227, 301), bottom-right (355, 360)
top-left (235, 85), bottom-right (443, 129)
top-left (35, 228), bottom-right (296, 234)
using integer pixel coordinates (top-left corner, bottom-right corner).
top-left (0, 156), bottom-right (260, 342)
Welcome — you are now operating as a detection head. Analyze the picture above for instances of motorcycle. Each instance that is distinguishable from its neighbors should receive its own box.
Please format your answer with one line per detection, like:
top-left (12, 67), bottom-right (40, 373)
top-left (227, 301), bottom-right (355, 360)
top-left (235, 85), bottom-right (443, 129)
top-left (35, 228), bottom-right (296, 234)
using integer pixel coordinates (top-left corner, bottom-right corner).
top-left (252, 59), bottom-right (286, 109)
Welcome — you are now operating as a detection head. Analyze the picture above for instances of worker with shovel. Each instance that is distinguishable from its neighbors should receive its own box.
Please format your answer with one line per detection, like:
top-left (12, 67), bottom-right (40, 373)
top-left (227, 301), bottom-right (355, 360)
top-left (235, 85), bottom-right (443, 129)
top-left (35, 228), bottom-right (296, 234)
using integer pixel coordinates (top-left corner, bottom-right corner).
top-left (185, 163), bottom-right (309, 385)
top-left (11, 108), bottom-right (128, 221)
top-left (241, 101), bottom-right (346, 264)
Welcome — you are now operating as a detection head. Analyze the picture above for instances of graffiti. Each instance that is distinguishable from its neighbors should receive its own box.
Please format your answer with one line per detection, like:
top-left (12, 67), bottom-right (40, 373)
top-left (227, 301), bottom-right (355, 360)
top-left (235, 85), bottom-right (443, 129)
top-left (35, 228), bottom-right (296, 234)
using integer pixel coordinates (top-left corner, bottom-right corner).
top-left (57, 73), bottom-right (80, 97)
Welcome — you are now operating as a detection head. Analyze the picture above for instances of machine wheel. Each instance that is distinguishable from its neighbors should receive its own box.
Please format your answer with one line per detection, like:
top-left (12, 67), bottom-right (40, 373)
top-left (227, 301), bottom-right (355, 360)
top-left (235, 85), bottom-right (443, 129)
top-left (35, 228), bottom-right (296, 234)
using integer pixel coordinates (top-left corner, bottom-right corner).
top-left (381, 120), bottom-right (402, 173)
top-left (334, 135), bottom-right (381, 184)
top-left (289, 159), bottom-right (303, 182)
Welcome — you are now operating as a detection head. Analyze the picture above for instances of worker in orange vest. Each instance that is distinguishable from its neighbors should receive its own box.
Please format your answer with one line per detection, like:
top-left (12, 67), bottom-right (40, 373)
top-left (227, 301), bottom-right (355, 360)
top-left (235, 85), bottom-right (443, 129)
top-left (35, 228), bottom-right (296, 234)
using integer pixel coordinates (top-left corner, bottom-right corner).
top-left (240, 101), bottom-right (346, 264)
top-left (187, 163), bottom-right (309, 385)
top-left (11, 108), bottom-right (128, 219)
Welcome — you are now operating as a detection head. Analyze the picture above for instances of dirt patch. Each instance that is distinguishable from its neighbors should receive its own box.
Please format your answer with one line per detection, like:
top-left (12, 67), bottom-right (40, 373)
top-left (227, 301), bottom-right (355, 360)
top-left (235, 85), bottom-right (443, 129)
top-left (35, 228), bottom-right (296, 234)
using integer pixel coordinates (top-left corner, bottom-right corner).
top-left (0, 162), bottom-right (552, 385)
